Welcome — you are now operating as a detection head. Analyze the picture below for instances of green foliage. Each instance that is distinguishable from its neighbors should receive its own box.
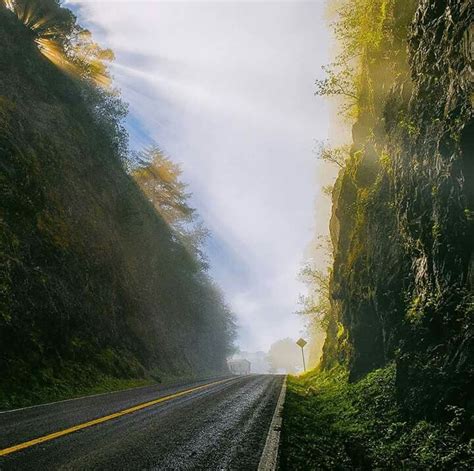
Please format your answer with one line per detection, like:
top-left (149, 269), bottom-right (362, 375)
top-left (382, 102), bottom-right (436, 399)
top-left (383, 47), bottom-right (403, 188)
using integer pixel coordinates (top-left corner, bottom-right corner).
top-left (317, 0), bottom-right (416, 118)
top-left (317, 0), bottom-right (473, 398)
top-left (333, 0), bottom-right (391, 56)
top-left (3, 0), bottom-right (114, 86)
top-left (301, 3), bottom-right (473, 468)
top-left (0, 351), bottom-right (152, 410)
top-left (315, 141), bottom-right (350, 169)
top-left (133, 147), bottom-right (195, 227)
top-left (298, 265), bottom-right (332, 330)
top-left (297, 233), bottom-right (336, 368)
top-left (315, 59), bottom-right (358, 117)
top-left (315, 0), bottom-right (392, 117)
top-left (321, 184), bottom-right (334, 197)
top-left (0, 2), bottom-right (236, 409)
top-left (280, 366), bottom-right (474, 470)
top-left (132, 146), bottom-right (209, 267)
top-left (3, 0), bottom-right (76, 41)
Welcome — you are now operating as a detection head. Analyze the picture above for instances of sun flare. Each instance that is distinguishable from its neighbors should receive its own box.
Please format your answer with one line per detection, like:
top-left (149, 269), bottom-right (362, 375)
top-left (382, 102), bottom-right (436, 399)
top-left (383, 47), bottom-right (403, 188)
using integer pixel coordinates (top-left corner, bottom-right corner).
top-left (4, 0), bottom-right (111, 87)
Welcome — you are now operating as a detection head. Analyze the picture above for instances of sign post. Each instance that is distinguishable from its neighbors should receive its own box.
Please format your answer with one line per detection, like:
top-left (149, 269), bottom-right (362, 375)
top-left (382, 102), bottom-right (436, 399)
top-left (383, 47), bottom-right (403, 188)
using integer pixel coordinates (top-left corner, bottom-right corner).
top-left (296, 338), bottom-right (307, 372)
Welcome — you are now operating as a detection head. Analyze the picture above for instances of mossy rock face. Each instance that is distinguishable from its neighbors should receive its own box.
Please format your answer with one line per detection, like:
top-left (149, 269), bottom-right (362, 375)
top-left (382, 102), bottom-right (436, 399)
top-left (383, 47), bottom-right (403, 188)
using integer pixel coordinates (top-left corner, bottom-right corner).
top-left (324, 0), bottom-right (474, 419)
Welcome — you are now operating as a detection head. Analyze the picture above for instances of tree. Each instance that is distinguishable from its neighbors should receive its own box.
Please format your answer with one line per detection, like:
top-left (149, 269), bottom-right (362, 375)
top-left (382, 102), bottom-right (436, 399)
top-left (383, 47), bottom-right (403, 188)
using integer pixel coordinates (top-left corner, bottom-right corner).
top-left (132, 147), bottom-right (209, 267)
top-left (315, 0), bottom-right (392, 117)
top-left (315, 141), bottom-right (350, 169)
top-left (296, 233), bottom-right (335, 369)
top-left (315, 58), bottom-right (358, 118)
top-left (67, 27), bottom-right (115, 87)
top-left (315, 62), bottom-right (357, 101)
top-left (322, 184), bottom-right (334, 197)
top-left (267, 338), bottom-right (302, 374)
top-left (2, 0), bottom-right (114, 86)
top-left (133, 148), bottom-right (194, 226)
top-left (298, 265), bottom-right (332, 328)
top-left (0, 0), bottom-right (237, 406)
top-left (3, 0), bottom-right (76, 40)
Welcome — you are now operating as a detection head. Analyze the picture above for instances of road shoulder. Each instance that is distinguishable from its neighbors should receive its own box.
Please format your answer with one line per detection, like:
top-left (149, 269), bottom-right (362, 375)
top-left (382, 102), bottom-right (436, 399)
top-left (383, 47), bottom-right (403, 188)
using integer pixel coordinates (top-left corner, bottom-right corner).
top-left (258, 375), bottom-right (287, 471)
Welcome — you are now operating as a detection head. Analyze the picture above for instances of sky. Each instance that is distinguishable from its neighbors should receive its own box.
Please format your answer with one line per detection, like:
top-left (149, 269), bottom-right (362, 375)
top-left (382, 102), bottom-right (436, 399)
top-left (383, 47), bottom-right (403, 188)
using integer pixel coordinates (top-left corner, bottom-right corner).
top-left (67, 0), bottom-right (334, 353)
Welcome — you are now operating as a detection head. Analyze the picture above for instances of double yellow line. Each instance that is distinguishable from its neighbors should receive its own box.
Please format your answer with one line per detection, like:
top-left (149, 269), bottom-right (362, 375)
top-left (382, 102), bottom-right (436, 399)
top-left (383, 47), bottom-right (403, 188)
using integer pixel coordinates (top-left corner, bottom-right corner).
top-left (0, 377), bottom-right (234, 457)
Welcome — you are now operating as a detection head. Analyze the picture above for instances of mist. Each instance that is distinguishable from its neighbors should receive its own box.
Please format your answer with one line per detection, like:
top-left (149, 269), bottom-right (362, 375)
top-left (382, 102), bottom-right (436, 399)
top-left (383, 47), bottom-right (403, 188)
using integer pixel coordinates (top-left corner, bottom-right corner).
top-left (67, 0), bottom-right (335, 352)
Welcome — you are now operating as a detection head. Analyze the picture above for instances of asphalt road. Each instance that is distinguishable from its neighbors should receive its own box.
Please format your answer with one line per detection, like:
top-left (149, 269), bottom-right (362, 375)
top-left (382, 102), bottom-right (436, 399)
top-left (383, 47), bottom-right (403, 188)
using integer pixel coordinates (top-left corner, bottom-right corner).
top-left (0, 375), bottom-right (284, 470)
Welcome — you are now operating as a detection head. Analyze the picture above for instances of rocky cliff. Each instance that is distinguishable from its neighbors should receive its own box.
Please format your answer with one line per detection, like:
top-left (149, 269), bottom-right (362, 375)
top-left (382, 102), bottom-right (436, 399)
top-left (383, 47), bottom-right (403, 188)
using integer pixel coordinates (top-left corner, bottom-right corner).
top-left (326, 0), bottom-right (473, 419)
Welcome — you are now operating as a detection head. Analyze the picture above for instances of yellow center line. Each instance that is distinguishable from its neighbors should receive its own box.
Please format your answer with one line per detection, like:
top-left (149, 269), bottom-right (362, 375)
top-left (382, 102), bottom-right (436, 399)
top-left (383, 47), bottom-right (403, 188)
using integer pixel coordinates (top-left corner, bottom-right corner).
top-left (0, 377), bottom-right (235, 457)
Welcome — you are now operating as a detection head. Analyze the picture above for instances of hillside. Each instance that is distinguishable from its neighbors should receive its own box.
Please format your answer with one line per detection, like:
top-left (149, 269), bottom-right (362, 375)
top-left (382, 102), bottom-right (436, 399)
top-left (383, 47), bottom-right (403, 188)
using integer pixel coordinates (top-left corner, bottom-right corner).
top-left (281, 0), bottom-right (473, 468)
top-left (0, 2), bottom-right (235, 409)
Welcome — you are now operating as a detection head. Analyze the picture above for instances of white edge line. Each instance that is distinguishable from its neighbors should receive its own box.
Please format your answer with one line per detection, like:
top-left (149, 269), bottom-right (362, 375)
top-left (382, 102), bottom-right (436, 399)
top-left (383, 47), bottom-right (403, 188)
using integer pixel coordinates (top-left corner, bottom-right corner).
top-left (0, 376), bottom-right (231, 415)
top-left (0, 384), bottom-right (159, 415)
top-left (258, 375), bottom-right (287, 471)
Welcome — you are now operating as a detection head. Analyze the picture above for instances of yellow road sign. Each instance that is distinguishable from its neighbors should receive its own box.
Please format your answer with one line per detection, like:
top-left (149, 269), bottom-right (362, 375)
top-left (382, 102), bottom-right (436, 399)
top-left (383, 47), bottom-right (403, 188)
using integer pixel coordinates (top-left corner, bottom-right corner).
top-left (296, 338), bottom-right (307, 348)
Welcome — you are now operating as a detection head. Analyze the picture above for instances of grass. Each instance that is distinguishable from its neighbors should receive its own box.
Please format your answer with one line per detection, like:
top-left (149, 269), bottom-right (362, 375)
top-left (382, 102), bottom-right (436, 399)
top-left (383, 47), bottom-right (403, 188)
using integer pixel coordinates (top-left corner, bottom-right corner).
top-left (0, 363), bottom-right (155, 411)
top-left (280, 364), bottom-right (473, 470)
top-left (0, 356), bottom-right (227, 411)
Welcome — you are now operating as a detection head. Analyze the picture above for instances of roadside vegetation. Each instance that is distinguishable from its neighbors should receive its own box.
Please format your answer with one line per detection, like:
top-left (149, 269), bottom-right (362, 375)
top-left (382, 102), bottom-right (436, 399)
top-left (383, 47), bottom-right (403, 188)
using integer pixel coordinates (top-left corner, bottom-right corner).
top-left (281, 366), bottom-right (473, 470)
top-left (2, 368), bottom-right (152, 410)
top-left (0, 0), bottom-right (236, 410)
top-left (283, 0), bottom-right (473, 467)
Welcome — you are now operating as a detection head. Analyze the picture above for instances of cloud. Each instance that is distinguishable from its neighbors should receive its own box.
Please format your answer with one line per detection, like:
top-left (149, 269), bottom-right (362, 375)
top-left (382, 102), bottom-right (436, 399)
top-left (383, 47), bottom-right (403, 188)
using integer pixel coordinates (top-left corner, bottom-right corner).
top-left (68, 0), bottom-right (333, 352)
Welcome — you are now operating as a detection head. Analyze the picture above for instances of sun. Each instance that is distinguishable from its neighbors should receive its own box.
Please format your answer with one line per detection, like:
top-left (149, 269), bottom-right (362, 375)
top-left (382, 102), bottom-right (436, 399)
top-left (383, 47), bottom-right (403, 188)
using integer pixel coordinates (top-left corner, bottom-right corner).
top-left (3, 0), bottom-right (112, 86)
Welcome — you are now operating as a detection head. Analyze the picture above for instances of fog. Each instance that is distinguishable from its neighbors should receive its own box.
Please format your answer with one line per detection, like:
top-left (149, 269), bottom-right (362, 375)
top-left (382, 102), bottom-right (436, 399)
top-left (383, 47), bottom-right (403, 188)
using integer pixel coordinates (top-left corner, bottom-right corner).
top-left (68, 0), bottom-right (336, 352)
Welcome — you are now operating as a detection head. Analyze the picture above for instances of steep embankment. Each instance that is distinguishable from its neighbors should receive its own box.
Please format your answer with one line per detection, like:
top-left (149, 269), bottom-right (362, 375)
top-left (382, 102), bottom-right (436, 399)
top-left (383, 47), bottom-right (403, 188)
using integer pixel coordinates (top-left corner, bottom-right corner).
top-left (0, 5), bottom-right (234, 409)
top-left (281, 0), bottom-right (473, 468)
top-left (327, 0), bottom-right (473, 417)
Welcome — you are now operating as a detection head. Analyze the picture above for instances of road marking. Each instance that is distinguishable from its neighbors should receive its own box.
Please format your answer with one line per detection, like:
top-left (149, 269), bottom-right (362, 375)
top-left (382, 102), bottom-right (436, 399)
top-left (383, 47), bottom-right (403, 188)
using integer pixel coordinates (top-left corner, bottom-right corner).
top-left (0, 376), bottom-right (227, 415)
top-left (258, 376), bottom-right (287, 471)
top-left (0, 383), bottom-right (156, 415)
top-left (0, 377), bottom-right (235, 457)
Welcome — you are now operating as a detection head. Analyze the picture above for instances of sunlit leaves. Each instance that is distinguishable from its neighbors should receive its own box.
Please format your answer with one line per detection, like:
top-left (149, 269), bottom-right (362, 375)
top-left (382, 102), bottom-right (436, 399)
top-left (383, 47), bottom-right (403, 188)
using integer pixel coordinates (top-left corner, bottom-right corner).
top-left (68, 28), bottom-right (115, 87)
top-left (2, 0), bottom-right (113, 87)
top-left (334, 0), bottom-right (391, 57)
top-left (298, 264), bottom-right (333, 329)
top-left (133, 147), bottom-right (209, 268)
top-left (316, 0), bottom-right (393, 117)
top-left (315, 141), bottom-right (351, 169)
top-left (133, 147), bottom-right (194, 227)
top-left (315, 61), bottom-right (357, 100)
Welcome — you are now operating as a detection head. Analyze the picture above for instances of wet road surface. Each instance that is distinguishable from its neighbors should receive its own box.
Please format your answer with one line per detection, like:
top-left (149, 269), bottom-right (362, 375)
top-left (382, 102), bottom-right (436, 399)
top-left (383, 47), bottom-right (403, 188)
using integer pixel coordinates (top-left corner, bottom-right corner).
top-left (0, 375), bottom-right (284, 470)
